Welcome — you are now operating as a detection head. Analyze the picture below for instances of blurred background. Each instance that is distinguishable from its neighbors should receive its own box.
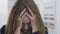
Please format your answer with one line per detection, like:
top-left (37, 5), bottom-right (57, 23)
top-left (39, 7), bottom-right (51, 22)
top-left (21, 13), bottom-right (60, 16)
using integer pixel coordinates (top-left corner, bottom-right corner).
top-left (0, 0), bottom-right (60, 34)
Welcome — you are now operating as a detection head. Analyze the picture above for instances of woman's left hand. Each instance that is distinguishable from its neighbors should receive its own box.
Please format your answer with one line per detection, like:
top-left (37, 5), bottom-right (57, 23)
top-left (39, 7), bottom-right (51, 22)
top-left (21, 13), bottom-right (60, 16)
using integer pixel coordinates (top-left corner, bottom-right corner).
top-left (25, 7), bottom-right (39, 33)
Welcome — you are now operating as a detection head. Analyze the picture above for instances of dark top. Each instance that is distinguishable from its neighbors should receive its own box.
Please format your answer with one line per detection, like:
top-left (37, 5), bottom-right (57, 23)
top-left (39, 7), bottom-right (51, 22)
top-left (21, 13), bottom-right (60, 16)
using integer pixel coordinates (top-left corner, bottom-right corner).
top-left (0, 25), bottom-right (39, 34)
top-left (0, 25), bottom-right (48, 34)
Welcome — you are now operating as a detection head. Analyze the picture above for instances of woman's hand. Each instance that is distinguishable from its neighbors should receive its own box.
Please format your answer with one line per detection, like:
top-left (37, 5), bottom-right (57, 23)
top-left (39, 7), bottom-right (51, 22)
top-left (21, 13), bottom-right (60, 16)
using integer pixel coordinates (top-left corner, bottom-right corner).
top-left (26, 7), bottom-right (39, 33)
top-left (14, 8), bottom-right (26, 34)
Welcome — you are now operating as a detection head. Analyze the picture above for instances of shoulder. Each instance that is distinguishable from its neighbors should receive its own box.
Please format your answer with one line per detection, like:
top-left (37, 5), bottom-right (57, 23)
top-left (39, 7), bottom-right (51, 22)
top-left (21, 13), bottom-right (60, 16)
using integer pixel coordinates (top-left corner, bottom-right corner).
top-left (1, 25), bottom-right (6, 34)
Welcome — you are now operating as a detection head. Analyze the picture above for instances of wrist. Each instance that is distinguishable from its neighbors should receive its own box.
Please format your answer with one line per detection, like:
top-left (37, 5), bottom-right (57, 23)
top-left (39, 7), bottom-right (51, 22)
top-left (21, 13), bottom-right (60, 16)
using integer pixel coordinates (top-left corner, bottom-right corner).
top-left (32, 26), bottom-right (38, 33)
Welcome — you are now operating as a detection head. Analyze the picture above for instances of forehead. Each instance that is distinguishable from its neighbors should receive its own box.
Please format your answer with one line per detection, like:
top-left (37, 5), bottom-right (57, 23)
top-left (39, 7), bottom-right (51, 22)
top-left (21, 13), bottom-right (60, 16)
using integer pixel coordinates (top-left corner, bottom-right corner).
top-left (22, 16), bottom-right (31, 23)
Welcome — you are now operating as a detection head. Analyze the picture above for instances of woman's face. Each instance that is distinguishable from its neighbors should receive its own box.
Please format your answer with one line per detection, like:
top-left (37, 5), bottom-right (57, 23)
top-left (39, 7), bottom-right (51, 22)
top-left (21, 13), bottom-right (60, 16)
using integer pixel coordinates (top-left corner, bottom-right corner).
top-left (21, 16), bottom-right (32, 32)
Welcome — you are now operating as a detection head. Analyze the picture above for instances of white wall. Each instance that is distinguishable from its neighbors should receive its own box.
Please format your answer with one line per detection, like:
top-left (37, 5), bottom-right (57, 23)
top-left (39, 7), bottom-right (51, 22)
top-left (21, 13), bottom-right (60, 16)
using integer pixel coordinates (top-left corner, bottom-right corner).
top-left (0, 0), bottom-right (8, 28)
top-left (56, 0), bottom-right (60, 34)
top-left (0, 0), bottom-right (17, 28)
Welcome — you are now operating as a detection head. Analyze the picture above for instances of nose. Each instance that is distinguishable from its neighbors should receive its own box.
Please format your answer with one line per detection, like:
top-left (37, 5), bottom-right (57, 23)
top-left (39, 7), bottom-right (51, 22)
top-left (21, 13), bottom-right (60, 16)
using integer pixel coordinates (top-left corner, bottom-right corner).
top-left (24, 24), bottom-right (28, 29)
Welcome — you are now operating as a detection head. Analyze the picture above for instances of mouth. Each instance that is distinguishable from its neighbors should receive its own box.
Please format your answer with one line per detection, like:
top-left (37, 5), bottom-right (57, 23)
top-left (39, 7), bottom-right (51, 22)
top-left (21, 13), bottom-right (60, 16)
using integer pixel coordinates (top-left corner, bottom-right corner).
top-left (21, 27), bottom-right (32, 33)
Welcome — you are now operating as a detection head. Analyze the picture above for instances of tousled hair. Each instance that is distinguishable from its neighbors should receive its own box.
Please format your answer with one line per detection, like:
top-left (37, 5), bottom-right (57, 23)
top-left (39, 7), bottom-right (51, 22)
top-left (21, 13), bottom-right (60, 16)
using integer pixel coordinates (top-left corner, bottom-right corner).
top-left (6, 0), bottom-right (45, 34)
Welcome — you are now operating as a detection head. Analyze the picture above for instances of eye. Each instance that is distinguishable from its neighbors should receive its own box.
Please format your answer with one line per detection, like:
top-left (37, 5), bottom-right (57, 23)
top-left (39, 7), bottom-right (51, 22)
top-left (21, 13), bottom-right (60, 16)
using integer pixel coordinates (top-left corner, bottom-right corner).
top-left (28, 23), bottom-right (30, 24)
top-left (22, 23), bottom-right (25, 25)
top-left (27, 22), bottom-right (31, 25)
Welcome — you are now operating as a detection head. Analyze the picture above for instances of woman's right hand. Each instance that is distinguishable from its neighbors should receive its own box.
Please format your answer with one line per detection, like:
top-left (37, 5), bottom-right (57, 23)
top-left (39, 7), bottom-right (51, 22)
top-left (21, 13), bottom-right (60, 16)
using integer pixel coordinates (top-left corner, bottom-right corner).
top-left (14, 8), bottom-right (26, 34)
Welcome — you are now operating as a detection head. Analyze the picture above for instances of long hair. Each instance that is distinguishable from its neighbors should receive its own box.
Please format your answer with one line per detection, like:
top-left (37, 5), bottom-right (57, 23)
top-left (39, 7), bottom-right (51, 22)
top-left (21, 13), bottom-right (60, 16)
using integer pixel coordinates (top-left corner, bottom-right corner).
top-left (6, 0), bottom-right (45, 34)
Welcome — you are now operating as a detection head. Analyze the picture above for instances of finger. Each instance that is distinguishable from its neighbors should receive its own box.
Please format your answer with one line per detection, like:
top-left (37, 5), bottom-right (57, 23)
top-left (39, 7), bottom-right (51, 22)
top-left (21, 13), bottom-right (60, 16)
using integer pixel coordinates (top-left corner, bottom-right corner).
top-left (27, 6), bottom-right (34, 16)
top-left (21, 13), bottom-right (26, 20)
top-left (25, 12), bottom-right (33, 20)
top-left (20, 8), bottom-right (26, 17)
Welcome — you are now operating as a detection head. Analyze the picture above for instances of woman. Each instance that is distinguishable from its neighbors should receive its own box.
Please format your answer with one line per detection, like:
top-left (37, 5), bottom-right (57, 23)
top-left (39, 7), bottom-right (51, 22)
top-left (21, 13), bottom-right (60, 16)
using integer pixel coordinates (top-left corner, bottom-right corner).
top-left (1, 0), bottom-right (45, 34)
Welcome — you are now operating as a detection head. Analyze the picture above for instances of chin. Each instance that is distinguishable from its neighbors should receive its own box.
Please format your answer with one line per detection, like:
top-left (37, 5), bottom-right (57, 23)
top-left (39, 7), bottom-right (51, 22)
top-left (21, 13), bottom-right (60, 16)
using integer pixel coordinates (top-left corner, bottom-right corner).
top-left (21, 28), bottom-right (32, 33)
